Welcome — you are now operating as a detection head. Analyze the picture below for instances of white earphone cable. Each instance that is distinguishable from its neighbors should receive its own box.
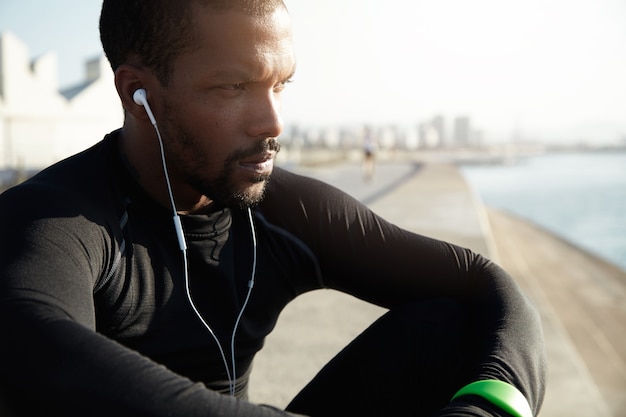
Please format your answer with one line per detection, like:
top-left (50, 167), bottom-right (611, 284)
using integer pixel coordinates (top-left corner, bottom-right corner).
top-left (147, 111), bottom-right (257, 397)
top-left (229, 207), bottom-right (257, 395)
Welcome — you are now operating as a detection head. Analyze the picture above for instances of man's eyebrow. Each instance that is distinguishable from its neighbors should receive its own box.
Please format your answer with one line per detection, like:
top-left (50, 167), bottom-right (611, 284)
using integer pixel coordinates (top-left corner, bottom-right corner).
top-left (206, 62), bottom-right (296, 83)
top-left (205, 70), bottom-right (287, 82)
top-left (207, 69), bottom-right (252, 82)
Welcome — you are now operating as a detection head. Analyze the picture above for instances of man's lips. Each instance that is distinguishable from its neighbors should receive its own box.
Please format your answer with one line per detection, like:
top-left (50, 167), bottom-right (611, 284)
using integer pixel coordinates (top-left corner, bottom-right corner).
top-left (239, 151), bottom-right (276, 174)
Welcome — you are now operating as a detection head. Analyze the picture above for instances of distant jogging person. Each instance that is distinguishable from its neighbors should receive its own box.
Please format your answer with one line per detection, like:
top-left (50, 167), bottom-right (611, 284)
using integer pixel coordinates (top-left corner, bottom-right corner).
top-left (0, 1), bottom-right (546, 416)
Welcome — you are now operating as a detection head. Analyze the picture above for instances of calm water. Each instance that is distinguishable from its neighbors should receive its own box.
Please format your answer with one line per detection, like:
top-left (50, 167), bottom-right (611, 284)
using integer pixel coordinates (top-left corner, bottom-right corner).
top-left (459, 151), bottom-right (626, 272)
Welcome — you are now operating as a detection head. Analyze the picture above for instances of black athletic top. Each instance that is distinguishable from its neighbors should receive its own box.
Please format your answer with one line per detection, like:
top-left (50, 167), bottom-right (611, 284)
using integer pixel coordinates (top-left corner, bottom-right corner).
top-left (0, 130), bottom-right (545, 416)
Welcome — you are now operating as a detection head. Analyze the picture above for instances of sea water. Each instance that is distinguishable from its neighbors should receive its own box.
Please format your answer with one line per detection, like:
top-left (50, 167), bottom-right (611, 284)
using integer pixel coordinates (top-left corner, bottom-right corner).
top-left (459, 150), bottom-right (626, 272)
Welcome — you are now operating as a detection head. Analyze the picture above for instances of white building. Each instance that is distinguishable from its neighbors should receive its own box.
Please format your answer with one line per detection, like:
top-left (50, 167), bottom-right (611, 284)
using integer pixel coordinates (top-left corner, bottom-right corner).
top-left (0, 31), bottom-right (123, 171)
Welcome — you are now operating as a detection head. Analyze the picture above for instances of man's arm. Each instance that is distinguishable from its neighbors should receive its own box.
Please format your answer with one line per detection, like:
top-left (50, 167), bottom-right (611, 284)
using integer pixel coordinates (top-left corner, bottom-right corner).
top-left (262, 168), bottom-right (547, 416)
top-left (0, 185), bottom-right (295, 417)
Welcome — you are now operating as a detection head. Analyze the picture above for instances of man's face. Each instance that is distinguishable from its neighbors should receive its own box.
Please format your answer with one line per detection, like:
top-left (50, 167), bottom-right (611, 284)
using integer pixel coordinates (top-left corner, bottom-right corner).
top-left (156, 5), bottom-right (295, 208)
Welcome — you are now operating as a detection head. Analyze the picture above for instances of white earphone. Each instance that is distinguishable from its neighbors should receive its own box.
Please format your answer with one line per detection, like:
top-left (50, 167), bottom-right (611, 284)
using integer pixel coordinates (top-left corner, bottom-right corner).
top-left (133, 88), bottom-right (157, 126)
top-left (132, 87), bottom-right (257, 396)
top-left (132, 88), bottom-right (185, 250)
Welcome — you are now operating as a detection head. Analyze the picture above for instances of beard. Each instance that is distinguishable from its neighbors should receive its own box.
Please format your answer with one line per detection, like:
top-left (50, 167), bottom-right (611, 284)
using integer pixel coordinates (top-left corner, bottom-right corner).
top-left (160, 109), bottom-right (281, 209)
top-left (199, 138), bottom-right (281, 209)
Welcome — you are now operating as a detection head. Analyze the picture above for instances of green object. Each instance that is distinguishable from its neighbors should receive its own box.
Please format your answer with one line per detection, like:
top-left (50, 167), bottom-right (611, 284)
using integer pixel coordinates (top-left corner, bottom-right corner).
top-left (451, 380), bottom-right (533, 417)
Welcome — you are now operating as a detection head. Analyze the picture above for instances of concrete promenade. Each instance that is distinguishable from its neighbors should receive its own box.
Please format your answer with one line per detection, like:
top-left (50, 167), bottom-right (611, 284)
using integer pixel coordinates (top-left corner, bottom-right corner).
top-left (248, 157), bottom-right (626, 416)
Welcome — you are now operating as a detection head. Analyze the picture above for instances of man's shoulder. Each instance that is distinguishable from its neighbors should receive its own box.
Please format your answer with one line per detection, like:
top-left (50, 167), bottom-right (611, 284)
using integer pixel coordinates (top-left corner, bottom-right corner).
top-left (268, 166), bottom-right (354, 201)
top-left (0, 131), bottom-right (124, 221)
top-left (262, 166), bottom-right (359, 222)
top-left (268, 166), bottom-right (336, 193)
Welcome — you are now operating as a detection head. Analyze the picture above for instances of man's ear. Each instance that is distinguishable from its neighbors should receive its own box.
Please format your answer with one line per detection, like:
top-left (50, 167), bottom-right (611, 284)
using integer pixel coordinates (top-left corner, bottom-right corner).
top-left (115, 64), bottom-right (153, 122)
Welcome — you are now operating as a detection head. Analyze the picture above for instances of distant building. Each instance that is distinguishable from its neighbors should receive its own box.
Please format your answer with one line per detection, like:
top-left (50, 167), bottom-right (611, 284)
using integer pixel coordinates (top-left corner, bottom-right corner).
top-left (417, 115), bottom-right (446, 148)
top-left (453, 116), bottom-right (471, 147)
top-left (431, 115), bottom-right (446, 147)
top-left (0, 31), bottom-right (123, 170)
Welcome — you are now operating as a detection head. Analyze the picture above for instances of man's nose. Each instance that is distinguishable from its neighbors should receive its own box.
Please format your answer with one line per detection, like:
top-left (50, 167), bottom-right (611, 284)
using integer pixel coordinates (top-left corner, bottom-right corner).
top-left (246, 90), bottom-right (284, 139)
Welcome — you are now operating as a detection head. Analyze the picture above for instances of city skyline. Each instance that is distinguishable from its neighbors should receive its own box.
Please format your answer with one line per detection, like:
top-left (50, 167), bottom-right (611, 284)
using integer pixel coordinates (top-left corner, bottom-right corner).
top-left (1, 0), bottom-right (625, 145)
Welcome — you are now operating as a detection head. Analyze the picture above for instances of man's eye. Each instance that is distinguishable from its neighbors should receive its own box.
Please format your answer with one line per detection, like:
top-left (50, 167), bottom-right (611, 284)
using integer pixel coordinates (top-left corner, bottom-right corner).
top-left (274, 79), bottom-right (293, 92)
top-left (222, 83), bottom-right (246, 91)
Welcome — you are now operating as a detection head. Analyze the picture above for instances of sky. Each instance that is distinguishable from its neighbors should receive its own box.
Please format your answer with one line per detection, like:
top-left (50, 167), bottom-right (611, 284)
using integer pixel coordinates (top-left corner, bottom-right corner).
top-left (1, 0), bottom-right (625, 144)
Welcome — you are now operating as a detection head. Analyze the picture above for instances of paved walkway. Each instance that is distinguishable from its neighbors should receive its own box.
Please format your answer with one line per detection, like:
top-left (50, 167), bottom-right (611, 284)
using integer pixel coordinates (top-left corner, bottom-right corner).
top-left (488, 208), bottom-right (626, 417)
top-left (249, 160), bottom-right (625, 416)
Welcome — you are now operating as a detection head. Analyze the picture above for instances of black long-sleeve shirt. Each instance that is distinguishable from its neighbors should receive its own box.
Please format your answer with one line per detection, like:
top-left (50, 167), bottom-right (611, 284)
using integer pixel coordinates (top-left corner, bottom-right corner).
top-left (0, 130), bottom-right (545, 416)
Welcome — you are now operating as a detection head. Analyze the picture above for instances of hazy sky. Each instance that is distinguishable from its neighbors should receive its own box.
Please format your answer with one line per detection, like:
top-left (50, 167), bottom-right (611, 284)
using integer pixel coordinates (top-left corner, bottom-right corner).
top-left (1, 0), bottom-right (625, 143)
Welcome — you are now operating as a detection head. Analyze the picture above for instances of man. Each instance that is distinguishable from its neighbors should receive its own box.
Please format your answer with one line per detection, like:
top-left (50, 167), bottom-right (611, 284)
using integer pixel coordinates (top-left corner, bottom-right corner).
top-left (0, 1), bottom-right (546, 416)
top-left (361, 126), bottom-right (378, 181)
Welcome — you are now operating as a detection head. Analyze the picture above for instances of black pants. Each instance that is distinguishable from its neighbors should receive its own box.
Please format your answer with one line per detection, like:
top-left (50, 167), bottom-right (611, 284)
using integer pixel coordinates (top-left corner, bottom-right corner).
top-left (285, 299), bottom-right (480, 417)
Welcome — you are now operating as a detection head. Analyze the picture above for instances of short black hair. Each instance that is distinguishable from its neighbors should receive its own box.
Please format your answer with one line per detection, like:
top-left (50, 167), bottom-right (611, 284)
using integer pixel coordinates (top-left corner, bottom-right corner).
top-left (99, 0), bottom-right (287, 85)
